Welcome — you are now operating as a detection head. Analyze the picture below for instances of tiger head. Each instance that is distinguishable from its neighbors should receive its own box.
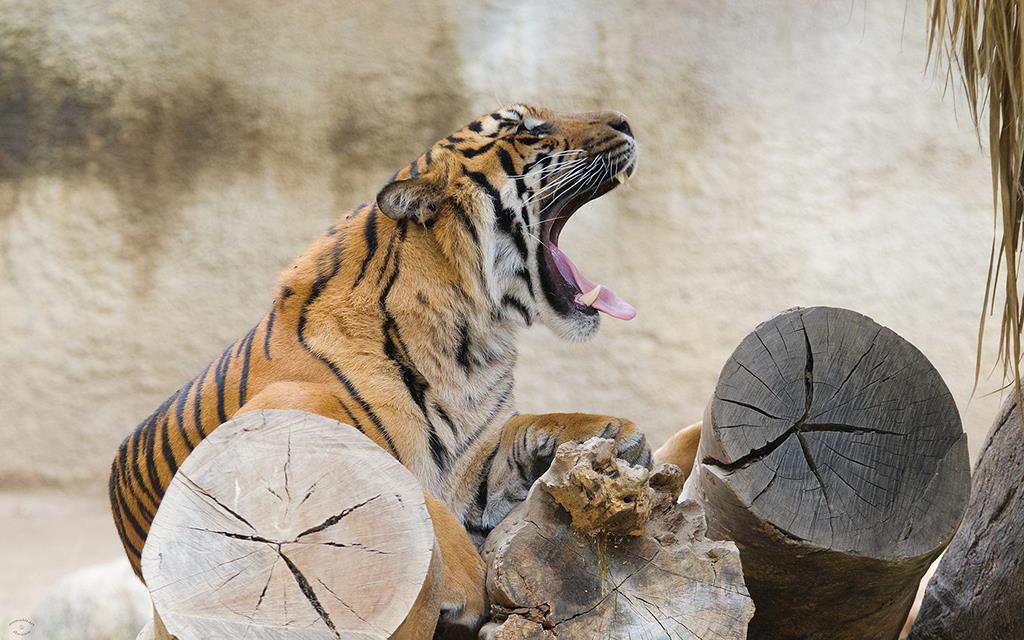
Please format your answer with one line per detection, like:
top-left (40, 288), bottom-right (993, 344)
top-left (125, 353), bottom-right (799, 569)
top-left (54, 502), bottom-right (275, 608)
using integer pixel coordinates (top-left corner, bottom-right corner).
top-left (376, 104), bottom-right (638, 341)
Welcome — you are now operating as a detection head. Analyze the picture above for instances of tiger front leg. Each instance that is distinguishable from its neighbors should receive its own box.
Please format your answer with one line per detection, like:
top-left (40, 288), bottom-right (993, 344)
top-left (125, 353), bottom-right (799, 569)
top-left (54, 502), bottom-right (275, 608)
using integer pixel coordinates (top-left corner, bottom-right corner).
top-left (481, 413), bottom-right (652, 530)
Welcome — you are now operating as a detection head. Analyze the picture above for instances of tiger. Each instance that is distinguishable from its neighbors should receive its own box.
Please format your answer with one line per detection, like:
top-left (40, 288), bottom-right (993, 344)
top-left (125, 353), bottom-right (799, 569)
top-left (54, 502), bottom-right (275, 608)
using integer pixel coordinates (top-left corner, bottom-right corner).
top-left (108, 103), bottom-right (650, 636)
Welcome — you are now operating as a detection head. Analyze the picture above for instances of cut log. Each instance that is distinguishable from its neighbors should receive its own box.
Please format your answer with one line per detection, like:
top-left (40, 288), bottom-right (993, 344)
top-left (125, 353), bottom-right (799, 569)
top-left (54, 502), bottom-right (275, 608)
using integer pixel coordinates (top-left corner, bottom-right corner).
top-left (139, 409), bottom-right (441, 640)
top-left (908, 395), bottom-right (1024, 639)
top-left (690, 306), bottom-right (970, 640)
top-left (481, 437), bottom-right (754, 639)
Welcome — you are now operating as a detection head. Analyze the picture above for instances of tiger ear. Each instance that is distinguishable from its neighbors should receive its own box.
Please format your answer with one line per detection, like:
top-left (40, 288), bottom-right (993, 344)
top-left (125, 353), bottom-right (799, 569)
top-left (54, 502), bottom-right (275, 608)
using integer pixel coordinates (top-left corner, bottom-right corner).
top-left (376, 156), bottom-right (452, 223)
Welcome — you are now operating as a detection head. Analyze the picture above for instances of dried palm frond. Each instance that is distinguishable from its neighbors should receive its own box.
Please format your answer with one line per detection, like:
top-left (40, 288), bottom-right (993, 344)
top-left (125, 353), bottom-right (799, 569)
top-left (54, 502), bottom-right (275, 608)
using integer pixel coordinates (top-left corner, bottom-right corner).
top-left (927, 0), bottom-right (1024, 403)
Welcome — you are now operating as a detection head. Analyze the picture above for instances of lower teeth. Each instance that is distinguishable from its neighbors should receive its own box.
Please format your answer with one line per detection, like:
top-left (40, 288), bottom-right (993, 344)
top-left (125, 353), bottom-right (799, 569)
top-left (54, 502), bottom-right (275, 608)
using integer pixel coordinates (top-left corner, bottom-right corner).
top-left (577, 284), bottom-right (602, 307)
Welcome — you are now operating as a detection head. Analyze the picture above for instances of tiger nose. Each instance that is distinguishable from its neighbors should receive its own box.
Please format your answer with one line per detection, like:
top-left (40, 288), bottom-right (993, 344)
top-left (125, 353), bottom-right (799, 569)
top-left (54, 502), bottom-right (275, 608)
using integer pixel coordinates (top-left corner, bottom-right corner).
top-left (606, 113), bottom-right (633, 139)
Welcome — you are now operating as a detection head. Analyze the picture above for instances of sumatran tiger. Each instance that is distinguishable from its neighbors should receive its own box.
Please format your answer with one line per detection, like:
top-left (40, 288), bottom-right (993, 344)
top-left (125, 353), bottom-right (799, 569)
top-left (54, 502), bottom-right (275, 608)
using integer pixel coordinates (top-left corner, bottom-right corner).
top-left (108, 103), bottom-right (650, 636)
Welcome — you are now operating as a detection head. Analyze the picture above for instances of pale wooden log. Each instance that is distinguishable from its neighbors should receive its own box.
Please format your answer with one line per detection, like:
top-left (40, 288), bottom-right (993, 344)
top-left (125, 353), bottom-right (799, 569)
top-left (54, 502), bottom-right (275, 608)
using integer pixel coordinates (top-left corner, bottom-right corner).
top-left (480, 437), bottom-right (754, 639)
top-left (690, 306), bottom-right (970, 640)
top-left (140, 409), bottom-right (441, 640)
top-left (908, 395), bottom-right (1024, 639)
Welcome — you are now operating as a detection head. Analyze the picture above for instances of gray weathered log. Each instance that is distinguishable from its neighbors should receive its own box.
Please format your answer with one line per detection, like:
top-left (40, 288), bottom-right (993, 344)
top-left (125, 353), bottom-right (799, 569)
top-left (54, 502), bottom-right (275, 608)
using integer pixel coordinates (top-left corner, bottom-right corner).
top-left (481, 437), bottom-right (754, 639)
top-left (139, 409), bottom-right (441, 640)
top-left (690, 306), bottom-right (970, 640)
top-left (908, 395), bottom-right (1024, 640)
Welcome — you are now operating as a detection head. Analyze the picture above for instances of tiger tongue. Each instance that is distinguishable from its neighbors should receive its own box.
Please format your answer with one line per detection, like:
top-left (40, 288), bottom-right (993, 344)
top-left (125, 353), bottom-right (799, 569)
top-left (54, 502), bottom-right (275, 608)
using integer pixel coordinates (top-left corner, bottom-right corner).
top-left (548, 244), bottom-right (636, 320)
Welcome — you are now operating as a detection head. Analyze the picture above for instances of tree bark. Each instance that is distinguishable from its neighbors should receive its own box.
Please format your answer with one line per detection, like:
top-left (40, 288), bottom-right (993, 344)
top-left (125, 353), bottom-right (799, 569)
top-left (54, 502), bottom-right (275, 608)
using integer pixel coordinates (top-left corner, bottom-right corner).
top-left (908, 395), bottom-right (1024, 639)
top-left (481, 437), bottom-right (754, 639)
top-left (690, 306), bottom-right (970, 640)
top-left (138, 409), bottom-right (441, 640)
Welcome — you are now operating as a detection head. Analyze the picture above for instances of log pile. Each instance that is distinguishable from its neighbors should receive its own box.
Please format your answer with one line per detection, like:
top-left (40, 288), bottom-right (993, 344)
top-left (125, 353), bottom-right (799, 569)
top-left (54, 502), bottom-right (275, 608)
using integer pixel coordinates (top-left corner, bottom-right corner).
top-left (132, 306), bottom-right (986, 639)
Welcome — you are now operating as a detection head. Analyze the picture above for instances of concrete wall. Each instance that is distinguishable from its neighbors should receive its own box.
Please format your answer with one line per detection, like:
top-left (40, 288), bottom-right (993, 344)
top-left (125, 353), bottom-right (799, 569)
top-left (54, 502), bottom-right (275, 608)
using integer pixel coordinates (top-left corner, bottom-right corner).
top-left (0, 0), bottom-right (1000, 490)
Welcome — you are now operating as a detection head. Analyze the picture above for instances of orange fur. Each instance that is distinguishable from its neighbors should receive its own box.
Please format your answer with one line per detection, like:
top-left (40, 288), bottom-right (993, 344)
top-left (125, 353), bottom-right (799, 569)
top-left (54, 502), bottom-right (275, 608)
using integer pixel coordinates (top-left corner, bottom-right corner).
top-left (654, 421), bottom-right (702, 479)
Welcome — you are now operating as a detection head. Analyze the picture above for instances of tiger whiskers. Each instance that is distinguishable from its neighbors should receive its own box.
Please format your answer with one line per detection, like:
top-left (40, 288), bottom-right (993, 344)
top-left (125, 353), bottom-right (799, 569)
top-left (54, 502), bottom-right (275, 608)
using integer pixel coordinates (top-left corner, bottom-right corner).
top-left (526, 159), bottom-right (607, 224)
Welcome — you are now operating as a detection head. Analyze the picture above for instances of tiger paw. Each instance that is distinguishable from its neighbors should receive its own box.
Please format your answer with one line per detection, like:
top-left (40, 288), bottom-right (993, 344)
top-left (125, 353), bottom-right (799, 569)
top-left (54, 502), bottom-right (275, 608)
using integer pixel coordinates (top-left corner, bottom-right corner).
top-left (535, 413), bottom-right (653, 470)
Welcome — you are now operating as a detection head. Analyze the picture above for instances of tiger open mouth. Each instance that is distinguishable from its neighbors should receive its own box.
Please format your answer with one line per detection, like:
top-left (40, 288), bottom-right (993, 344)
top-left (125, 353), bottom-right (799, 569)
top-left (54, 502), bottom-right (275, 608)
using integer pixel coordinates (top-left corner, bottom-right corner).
top-left (539, 162), bottom-right (637, 321)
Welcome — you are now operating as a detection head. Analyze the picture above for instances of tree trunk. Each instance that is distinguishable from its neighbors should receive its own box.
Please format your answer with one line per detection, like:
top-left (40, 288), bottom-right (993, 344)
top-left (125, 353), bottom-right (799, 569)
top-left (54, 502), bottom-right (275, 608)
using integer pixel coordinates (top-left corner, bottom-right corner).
top-left (138, 409), bottom-right (442, 640)
top-left (908, 395), bottom-right (1024, 639)
top-left (481, 437), bottom-right (754, 639)
top-left (689, 306), bottom-right (970, 640)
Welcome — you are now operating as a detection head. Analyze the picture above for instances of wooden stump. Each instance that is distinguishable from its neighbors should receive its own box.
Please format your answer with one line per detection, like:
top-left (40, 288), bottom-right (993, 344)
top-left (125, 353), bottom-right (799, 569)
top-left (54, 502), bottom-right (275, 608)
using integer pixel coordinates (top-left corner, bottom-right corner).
top-left (908, 395), bottom-right (1024, 639)
top-left (690, 307), bottom-right (970, 640)
top-left (140, 409), bottom-right (442, 640)
top-left (481, 437), bottom-right (754, 639)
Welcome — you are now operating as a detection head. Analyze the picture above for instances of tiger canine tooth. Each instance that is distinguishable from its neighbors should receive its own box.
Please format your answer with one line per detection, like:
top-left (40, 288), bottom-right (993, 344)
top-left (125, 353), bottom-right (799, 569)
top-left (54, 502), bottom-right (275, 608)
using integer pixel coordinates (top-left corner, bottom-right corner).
top-left (614, 171), bottom-right (628, 185)
top-left (579, 284), bottom-right (602, 306)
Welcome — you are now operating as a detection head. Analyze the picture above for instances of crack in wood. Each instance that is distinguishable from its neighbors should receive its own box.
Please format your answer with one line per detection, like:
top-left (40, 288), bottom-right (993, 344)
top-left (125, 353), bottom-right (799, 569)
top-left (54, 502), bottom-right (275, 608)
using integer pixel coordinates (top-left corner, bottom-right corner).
top-left (185, 526), bottom-right (278, 545)
top-left (279, 551), bottom-right (340, 639)
top-left (317, 577), bottom-right (382, 633)
top-left (179, 472), bottom-right (257, 532)
top-left (296, 494), bottom-right (382, 539)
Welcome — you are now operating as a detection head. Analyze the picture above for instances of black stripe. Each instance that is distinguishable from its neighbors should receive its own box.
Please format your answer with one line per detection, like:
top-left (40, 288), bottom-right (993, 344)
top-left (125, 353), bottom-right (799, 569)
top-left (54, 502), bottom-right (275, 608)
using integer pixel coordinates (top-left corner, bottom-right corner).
top-left (333, 366), bottom-right (400, 460)
top-left (434, 403), bottom-right (458, 437)
top-left (482, 374), bottom-right (516, 427)
top-left (160, 412), bottom-right (179, 478)
top-left (381, 274), bottom-right (441, 468)
top-left (468, 120), bottom-right (483, 132)
top-left (193, 363), bottom-right (208, 437)
top-left (466, 170), bottom-right (501, 209)
top-left (295, 233), bottom-right (402, 462)
top-left (108, 462), bottom-right (129, 551)
top-left (501, 294), bottom-right (532, 325)
top-left (515, 267), bottom-right (535, 299)
top-left (353, 208), bottom-right (379, 288)
top-left (335, 397), bottom-right (363, 433)
top-left (116, 438), bottom-right (151, 522)
top-left (426, 418), bottom-right (447, 471)
top-left (380, 261), bottom-right (400, 306)
top-left (174, 377), bottom-right (196, 450)
top-left (213, 344), bottom-right (234, 424)
top-left (496, 148), bottom-right (527, 195)
top-left (475, 445), bottom-right (499, 515)
top-left (450, 199), bottom-right (480, 247)
top-left (514, 176), bottom-right (527, 199)
top-left (141, 414), bottom-right (163, 500)
top-left (468, 170), bottom-right (527, 259)
top-left (460, 139), bottom-right (497, 158)
top-left (127, 429), bottom-right (159, 509)
top-left (263, 309), bottom-right (276, 360)
top-left (238, 324), bottom-right (258, 407)
top-left (506, 216), bottom-right (528, 260)
top-left (456, 318), bottom-right (472, 370)
top-left (408, 157), bottom-right (420, 178)
top-left (424, 149), bottom-right (433, 167)
top-left (374, 232), bottom-right (398, 287)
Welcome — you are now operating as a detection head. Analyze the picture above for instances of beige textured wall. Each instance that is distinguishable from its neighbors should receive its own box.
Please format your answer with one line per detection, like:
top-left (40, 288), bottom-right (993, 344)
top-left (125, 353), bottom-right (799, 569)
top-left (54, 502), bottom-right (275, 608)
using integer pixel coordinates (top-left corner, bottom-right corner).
top-left (0, 0), bottom-right (1000, 492)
